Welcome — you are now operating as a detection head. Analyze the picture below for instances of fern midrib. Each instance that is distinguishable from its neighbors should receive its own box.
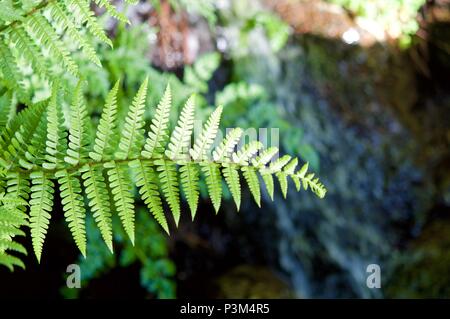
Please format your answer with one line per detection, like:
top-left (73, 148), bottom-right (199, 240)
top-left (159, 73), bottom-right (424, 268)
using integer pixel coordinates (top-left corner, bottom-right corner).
top-left (6, 154), bottom-right (308, 188)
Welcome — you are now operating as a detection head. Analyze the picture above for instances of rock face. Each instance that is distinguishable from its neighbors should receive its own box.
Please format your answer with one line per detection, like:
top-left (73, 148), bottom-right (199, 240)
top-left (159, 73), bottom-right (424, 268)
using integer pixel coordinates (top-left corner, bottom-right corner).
top-left (226, 20), bottom-right (449, 296)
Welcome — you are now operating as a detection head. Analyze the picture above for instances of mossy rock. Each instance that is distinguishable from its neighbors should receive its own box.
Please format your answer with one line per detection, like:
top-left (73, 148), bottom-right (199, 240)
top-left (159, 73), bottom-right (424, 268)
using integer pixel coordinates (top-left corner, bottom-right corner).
top-left (385, 219), bottom-right (450, 298)
top-left (216, 265), bottom-right (294, 298)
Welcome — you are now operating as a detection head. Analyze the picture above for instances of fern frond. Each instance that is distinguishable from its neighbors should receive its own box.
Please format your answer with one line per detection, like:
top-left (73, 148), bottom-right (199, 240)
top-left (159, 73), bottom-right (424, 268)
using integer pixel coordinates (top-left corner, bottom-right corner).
top-left (201, 162), bottom-right (222, 213)
top-left (49, 2), bottom-right (102, 67)
top-left (0, 80), bottom-right (327, 269)
top-left (43, 84), bottom-right (68, 170)
top-left (180, 162), bottom-right (199, 220)
top-left (232, 141), bottom-right (263, 166)
top-left (65, 81), bottom-right (90, 165)
top-left (242, 166), bottom-right (261, 207)
top-left (0, 40), bottom-right (28, 102)
top-left (90, 80), bottom-right (120, 162)
top-left (104, 161), bottom-right (135, 244)
top-left (0, 1), bottom-right (23, 23)
top-left (56, 169), bottom-right (86, 256)
top-left (0, 102), bottom-right (46, 170)
top-left (130, 159), bottom-right (168, 234)
top-left (0, 92), bottom-right (16, 131)
top-left (65, 0), bottom-right (113, 47)
top-left (156, 159), bottom-right (180, 226)
top-left (29, 171), bottom-right (54, 262)
top-left (116, 77), bottom-right (148, 160)
top-left (80, 164), bottom-right (113, 252)
top-left (212, 128), bottom-right (243, 162)
top-left (190, 106), bottom-right (223, 161)
top-left (8, 26), bottom-right (49, 78)
top-left (26, 14), bottom-right (79, 76)
top-left (166, 94), bottom-right (195, 161)
top-left (142, 84), bottom-right (172, 159)
top-left (223, 163), bottom-right (241, 210)
top-left (94, 0), bottom-right (129, 24)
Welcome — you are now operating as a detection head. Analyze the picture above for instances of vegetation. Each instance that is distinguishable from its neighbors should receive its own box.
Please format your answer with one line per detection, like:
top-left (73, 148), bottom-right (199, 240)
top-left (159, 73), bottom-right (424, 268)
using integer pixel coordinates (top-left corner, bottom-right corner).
top-left (0, 0), bottom-right (326, 272)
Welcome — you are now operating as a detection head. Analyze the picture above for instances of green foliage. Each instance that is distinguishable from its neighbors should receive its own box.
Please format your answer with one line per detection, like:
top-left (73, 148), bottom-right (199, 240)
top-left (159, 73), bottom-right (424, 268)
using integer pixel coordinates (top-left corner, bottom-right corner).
top-left (62, 210), bottom-right (176, 299)
top-left (0, 0), bottom-right (130, 104)
top-left (0, 80), bottom-right (326, 270)
top-left (327, 0), bottom-right (425, 46)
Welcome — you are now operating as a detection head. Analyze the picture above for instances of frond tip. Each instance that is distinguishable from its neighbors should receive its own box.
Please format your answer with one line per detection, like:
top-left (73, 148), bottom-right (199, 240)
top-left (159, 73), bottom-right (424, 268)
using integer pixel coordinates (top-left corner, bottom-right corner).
top-left (0, 80), bottom-right (326, 269)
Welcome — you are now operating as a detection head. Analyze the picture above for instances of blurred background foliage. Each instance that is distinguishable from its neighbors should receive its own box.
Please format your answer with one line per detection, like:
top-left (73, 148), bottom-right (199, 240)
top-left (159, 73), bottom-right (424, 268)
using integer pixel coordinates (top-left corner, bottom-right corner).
top-left (1, 0), bottom-right (450, 299)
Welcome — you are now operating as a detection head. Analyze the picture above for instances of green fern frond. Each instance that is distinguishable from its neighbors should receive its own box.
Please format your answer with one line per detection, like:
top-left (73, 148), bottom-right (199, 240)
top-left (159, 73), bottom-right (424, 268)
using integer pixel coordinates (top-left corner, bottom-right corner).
top-left (116, 77), bottom-right (148, 160)
top-left (201, 162), bottom-right (222, 213)
top-left (0, 80), bottom-right (327, 268)
top-left (130, 159), bottom-right (168, 234)
top-left (156, 159), bottom-right (181, 226)
top-left (80, 164), bottom-right (113, 252)
top-left (49, 2), bottom-right (102, 67)
top-left (179, 162), bottom-right (199, 220)
top-left (242, 166), bottom-right (261, 207)
top-left (190, 106), bottom-right (223, 161)
top-left (90, 80), bottom-right (120, 162)
top-left (104, 160), bottom-right (135, 244)
top-left (26, 14), bottom-right (79, 76)
top-left (0, 0), bottom-right (135, 104)
top-left (94, 0), bottom-right (129, 24)
top-left (142, 84), bottom-right (171, 159)
top-left (212, 128), bottom-right (243, 162)
top-left (43, 84), bottom-right (68, 170)
top-left (65, 0), bottom-right (113, 47)
top-left (56, 169), bottom-right (86, 256)
top-left (65, 81), bottom-right (90, 166)
top-left (166, 94), bottom-right (195, 161)
top-left (223, 163), bottom-right (241, 210)
top-left (29, 171), bottom-right (54, 262)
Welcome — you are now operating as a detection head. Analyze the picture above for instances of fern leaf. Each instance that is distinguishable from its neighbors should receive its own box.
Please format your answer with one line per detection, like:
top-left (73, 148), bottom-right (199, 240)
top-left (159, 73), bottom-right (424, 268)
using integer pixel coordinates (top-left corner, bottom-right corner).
top-left (80, 165), bottom-right (113, 252)
top-left (55, 170), bottom-right (86, 257)
top-left (222, 163), bottom-right (241, 210)
top-left (179, 162), bottom-right (199, 220)
top-left (0, 1), bottom-right (23, 23)
top-left (166, 94), bottom-right (195, 161)
top-left (212, 128), bottom-right (243, 162)
top-left (29, 172), bottom-right (54, 262)
top-left (116, 77), bottom-right (148, 160)
top-left (26, 14), bottom-right (79, 76)
top-left (0, 102), bottom-right (46, 170)
top-left (130, 159), bottom-right (169, 234)
top-left (156, 159), bottom-right (181, 226)
top-left (21, 107), bottom-right (48, 169)
top-left (142, 84), bottom-right (172, 159)
top-left (5, 172), bottom-right (30, 211)
top-left (94, 0), bottom-right (129, 24)
top-left (266, 154), bottom-right (292, 174)
top-left (242, 167), bottom-right (261, 207)
top-left (90, 80), bottom-right (120, 161)
top-left (201, 162), bottom-right (222, 213)
top-left (65, 0), bottom-right (113, 47)
top-left (0, 40), bottom-right (28, 102)
top-left (0, 92), bottom-right (16, 131)
top-left (65, 81), bottom-right (90, 165)
top-left (232, 141), bottom-right (263, 165)
top-left (8, 26), bottom-right (49, 78)
top-left (252, 147), bottom-right (279, 167)
top-left (261, 172), bottom-right (274, 201)
top-left (190, 106), bottom-right (223, 161)
top-left (49, 2), bottom-right (102, 66)
top-left (104, 161), bottom-right (135, 244)
top-left (276, 171), bottom-right (288, 199)
top-left (43, 84), bottom-right (68, 170)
